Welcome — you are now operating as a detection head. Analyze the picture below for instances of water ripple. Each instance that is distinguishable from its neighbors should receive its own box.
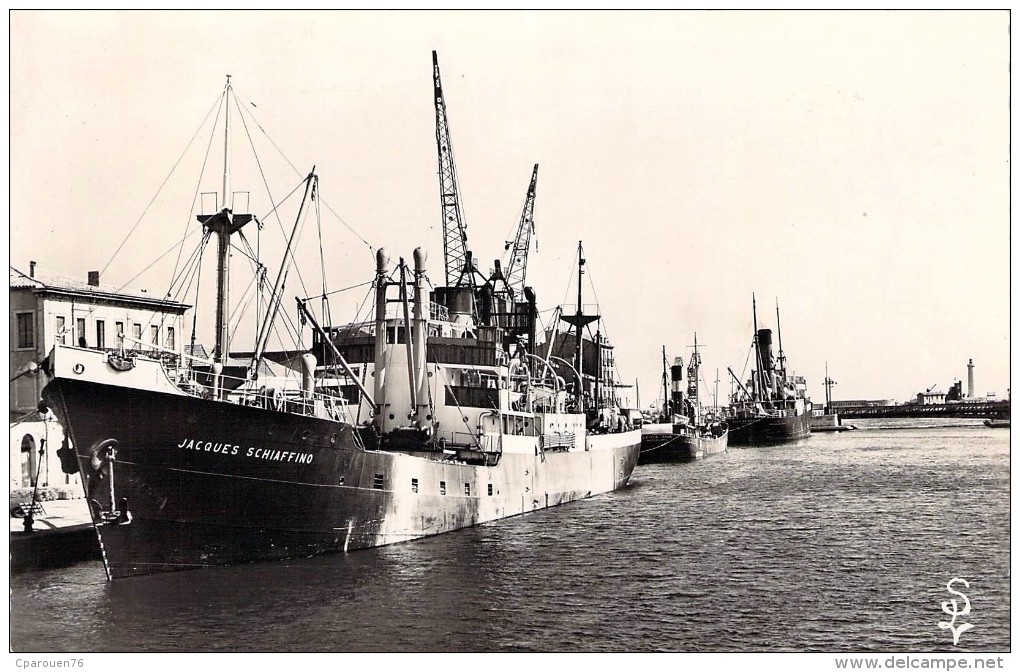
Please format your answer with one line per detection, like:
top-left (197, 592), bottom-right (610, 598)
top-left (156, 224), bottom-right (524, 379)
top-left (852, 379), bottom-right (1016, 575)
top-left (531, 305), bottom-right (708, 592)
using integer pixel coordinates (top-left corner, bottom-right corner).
top-left (10, 421), bottom-right (1010, 652)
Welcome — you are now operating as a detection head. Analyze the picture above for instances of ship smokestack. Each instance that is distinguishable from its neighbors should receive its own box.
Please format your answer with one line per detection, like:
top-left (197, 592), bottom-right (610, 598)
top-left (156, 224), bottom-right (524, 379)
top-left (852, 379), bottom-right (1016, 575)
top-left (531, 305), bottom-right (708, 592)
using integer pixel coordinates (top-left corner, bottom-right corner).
top-left (756, 328), bottom-right (774, 392)
top-left (670, 357), bottom-right (684, 415)
top-left (967, 358), bottom-right (974, 399)
top-left (88, 271), bottom-right (100, 286)
top-left (29, 261), bottom-right (36, 278)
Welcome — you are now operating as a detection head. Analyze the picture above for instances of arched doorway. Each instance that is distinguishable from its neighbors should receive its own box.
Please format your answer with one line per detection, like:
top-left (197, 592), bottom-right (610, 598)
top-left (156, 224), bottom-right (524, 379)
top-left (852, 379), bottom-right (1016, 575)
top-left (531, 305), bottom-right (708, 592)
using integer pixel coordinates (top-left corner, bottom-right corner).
top-left (20, 434), bottom-right (37, 487)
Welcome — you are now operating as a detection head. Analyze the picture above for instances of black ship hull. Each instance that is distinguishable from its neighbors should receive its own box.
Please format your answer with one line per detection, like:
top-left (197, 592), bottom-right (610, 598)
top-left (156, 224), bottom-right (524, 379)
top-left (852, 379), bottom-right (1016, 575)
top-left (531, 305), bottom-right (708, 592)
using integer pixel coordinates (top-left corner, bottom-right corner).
top-left (639, 425), bottom-right (728, 463)
top-left (727, 411), bottom-right (811, 446)
top-left (42, 376), bottom-right (639, 579)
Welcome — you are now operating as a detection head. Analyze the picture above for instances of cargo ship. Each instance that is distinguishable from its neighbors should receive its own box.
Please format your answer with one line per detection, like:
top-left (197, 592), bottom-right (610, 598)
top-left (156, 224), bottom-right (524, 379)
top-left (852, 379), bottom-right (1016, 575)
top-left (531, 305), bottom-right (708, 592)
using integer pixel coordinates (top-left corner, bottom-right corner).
top-left (725, 297), bottom-right (811, 445)
top-left (38, 62), bottom-right (640, 579)
top-left (639, 337), bottom-right (728, 463)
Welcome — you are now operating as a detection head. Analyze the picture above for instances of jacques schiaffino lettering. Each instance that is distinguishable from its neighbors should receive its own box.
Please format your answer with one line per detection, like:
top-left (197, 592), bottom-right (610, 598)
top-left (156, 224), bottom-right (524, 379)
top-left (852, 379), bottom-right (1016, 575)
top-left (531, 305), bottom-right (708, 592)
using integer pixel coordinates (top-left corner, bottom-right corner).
top-left (177, 438), bottom-right (314, 464)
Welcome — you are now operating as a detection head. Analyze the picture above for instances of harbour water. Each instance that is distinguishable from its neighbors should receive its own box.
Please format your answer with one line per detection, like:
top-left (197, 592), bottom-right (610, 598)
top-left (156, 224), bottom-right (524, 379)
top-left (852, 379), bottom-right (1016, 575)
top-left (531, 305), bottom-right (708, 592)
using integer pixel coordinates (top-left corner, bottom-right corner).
top-left (10, 418), bottom-right (1009, 653)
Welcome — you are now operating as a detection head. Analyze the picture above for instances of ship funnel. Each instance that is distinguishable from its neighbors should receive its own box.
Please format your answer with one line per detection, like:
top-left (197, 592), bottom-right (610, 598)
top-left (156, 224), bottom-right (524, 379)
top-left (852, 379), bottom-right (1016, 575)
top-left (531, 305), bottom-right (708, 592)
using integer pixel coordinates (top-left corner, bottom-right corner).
top-left (756, 329), bottom-right (774, 372)
top-left (756, 328), bottom-right (775, 395)
top-left (670, 356), bottom-right (684, 415)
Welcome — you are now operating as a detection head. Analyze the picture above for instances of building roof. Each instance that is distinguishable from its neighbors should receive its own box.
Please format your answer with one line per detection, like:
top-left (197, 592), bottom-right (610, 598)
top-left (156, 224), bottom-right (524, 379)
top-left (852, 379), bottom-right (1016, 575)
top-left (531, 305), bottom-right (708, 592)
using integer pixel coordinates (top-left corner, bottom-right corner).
top-left (10, 266), bottom-right (191, 311)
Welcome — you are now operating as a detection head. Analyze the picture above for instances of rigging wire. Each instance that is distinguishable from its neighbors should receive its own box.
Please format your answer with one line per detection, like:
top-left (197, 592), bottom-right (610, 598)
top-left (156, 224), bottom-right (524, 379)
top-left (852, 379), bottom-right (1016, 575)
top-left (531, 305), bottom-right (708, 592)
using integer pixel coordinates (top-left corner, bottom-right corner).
top-left (302, 280), bottom-right (374, 302)
top-left (100, 91), bottom-right (223, 277)
top-left (231, 92), bottom-right (317, 305)
top-left (188, 237), bottom-right (208, 361)
top-left (315, 185), bottom-right (329, 326)
top-left (169, 94), bottom-right (225, 287)
top-left (231, 86), bottom-right (375, 252)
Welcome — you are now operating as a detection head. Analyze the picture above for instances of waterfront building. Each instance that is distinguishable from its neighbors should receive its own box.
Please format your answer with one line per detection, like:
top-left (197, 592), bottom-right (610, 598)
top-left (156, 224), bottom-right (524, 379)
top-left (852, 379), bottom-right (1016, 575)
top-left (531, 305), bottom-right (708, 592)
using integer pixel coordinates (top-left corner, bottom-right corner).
top-left (9, 263), bottom-right (189, 492)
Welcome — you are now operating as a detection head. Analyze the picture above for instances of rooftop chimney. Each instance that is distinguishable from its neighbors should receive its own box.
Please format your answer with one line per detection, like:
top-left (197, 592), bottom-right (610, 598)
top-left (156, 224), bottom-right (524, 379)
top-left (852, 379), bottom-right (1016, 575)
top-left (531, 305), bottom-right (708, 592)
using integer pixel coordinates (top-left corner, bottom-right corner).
top-left (29, 261), bottom-right (36, 278)
top-left (88, 271), bottom-right (100, 287)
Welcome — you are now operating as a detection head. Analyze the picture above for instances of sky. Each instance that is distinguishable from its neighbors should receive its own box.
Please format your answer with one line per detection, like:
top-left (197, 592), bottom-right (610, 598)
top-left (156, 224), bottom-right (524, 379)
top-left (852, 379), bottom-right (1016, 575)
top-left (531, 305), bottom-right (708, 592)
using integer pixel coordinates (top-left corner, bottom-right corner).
top-left (8, 10), bottom-right (1011, 404)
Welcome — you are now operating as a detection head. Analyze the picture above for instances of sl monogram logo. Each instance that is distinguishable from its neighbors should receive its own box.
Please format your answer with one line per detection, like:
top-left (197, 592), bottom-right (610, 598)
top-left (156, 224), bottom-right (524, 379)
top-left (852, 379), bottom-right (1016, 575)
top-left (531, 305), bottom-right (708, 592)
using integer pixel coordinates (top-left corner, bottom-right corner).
top-left (937, 577), bottom-right (974, 645)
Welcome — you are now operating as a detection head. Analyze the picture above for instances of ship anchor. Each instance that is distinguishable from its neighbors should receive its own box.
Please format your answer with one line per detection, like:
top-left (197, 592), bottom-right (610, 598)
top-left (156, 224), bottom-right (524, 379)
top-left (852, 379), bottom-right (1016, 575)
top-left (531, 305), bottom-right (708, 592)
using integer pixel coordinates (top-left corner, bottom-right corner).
top-left (86, 439), bottom-right (131, 525)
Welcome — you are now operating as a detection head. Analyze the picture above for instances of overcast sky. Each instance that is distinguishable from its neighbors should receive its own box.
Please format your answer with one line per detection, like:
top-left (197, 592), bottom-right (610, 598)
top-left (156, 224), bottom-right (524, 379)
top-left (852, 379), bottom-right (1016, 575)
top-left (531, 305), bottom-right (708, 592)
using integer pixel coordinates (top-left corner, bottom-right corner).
top-left (8, 10), bottom-right (1011, 403)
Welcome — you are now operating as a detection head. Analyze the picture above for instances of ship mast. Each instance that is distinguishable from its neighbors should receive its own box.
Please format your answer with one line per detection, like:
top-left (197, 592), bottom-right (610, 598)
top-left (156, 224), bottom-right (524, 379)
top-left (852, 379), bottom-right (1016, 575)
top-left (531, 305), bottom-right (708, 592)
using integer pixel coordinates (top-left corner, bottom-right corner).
top-left (751, 294), bottom-right (763, 402)
top-left (714, 368), bottom-right (720, 410)
top-left (661, 345), bottom-right (669, 416)
top-left (198, 75), bottom-right (254, 369)
top-left (688, 332), bottom-right (701, 417)
top-left (560, 241), bottom-right (599, 413)
top-left (824, 361), bottom-right (837, 414)
top-left (775, 299), bottom-right (786, 382)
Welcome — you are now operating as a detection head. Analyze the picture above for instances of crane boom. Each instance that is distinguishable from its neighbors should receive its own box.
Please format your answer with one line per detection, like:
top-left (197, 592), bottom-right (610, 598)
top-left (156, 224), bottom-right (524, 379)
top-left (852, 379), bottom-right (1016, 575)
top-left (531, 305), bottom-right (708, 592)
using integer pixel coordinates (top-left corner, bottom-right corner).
top-left (432, 50), bottom-right (470, 287)
top-left (503, 163), bottom-right (539, 299)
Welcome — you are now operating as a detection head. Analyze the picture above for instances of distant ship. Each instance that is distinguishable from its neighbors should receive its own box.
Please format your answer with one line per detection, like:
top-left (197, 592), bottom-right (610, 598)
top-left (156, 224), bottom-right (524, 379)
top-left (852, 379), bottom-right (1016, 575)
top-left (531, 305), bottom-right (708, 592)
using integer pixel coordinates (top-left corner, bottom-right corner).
top-left (640, 336), bottom-right (728, 463)
top-left (39, 60), bottom-right (639, 579)
top-left (725, 297), bottom-right (811, 445)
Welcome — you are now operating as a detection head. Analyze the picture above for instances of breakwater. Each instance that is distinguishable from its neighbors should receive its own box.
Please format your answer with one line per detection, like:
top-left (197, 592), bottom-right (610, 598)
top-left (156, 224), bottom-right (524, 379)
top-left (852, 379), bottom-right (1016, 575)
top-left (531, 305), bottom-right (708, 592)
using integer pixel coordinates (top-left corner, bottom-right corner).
top-left (838, 399), bottom-right (1009, 419)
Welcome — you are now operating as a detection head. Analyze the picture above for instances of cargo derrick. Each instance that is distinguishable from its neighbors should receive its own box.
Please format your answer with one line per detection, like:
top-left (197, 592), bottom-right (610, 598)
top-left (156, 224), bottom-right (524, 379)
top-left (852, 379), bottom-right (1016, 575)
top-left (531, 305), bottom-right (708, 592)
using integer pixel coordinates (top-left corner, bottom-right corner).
top-left (486, 164), bottom-right (540, 358)
top-left (432, 50), bottom-right (472, 289)
top-left (503, 164), bottom-right (539, 301)
top-left (431, 52), bottom-right (537, 359)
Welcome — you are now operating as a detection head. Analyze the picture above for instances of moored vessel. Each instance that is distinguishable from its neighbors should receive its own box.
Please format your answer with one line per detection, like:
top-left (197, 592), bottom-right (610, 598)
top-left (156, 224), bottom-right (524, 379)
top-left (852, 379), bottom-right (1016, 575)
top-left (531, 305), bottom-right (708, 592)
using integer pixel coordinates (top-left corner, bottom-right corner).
top-left (38, 61), bottom-right (640, 579)
top-left (726, 297), bottom-right (811, 445)
top-left (639, 337), bottom-right (728, 463)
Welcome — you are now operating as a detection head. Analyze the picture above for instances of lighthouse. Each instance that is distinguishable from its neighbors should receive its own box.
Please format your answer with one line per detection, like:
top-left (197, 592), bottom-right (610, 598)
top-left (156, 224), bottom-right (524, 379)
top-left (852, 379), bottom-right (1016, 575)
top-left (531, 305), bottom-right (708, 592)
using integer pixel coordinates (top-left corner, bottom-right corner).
top-left (967, 359), bottom-right (974, 399)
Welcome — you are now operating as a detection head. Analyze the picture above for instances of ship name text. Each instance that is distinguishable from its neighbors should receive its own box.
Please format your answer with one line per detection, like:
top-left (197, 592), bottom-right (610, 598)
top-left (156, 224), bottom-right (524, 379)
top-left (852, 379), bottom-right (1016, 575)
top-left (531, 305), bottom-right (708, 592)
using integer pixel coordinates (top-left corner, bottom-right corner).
top-left (177, 438), bottom-right (314, 464)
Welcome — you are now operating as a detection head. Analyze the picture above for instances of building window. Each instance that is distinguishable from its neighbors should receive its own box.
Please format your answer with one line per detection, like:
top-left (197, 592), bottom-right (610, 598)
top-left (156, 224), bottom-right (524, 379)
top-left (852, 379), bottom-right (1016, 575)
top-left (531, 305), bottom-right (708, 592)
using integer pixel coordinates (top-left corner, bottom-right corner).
top-left (76, 318), bottom-right (86, 346)
top-left (372, 473), bottom-right (384, 490)
top-left (411, 478), bottom-right (419, 493)
top-left (464, 483), bottom-right (471, 496)
top-left (15, 312), bottom-right (34, 349)
top-left (115, 321), bottom-right (124, 344)
top-left (151, 325), bottom-right (159, 347)
top-left (96, 320), bottom-right (106, 349)
top-left (440, 480), bottom-right (446, 495)
top-left (133, 323), bottom-right (142, 341)
top-left (167, 326), bottom-right (176, 350)
top-left (488, 484), bottom-right (493, 496)
top-left (56, 316), bottom-right (66, 344)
